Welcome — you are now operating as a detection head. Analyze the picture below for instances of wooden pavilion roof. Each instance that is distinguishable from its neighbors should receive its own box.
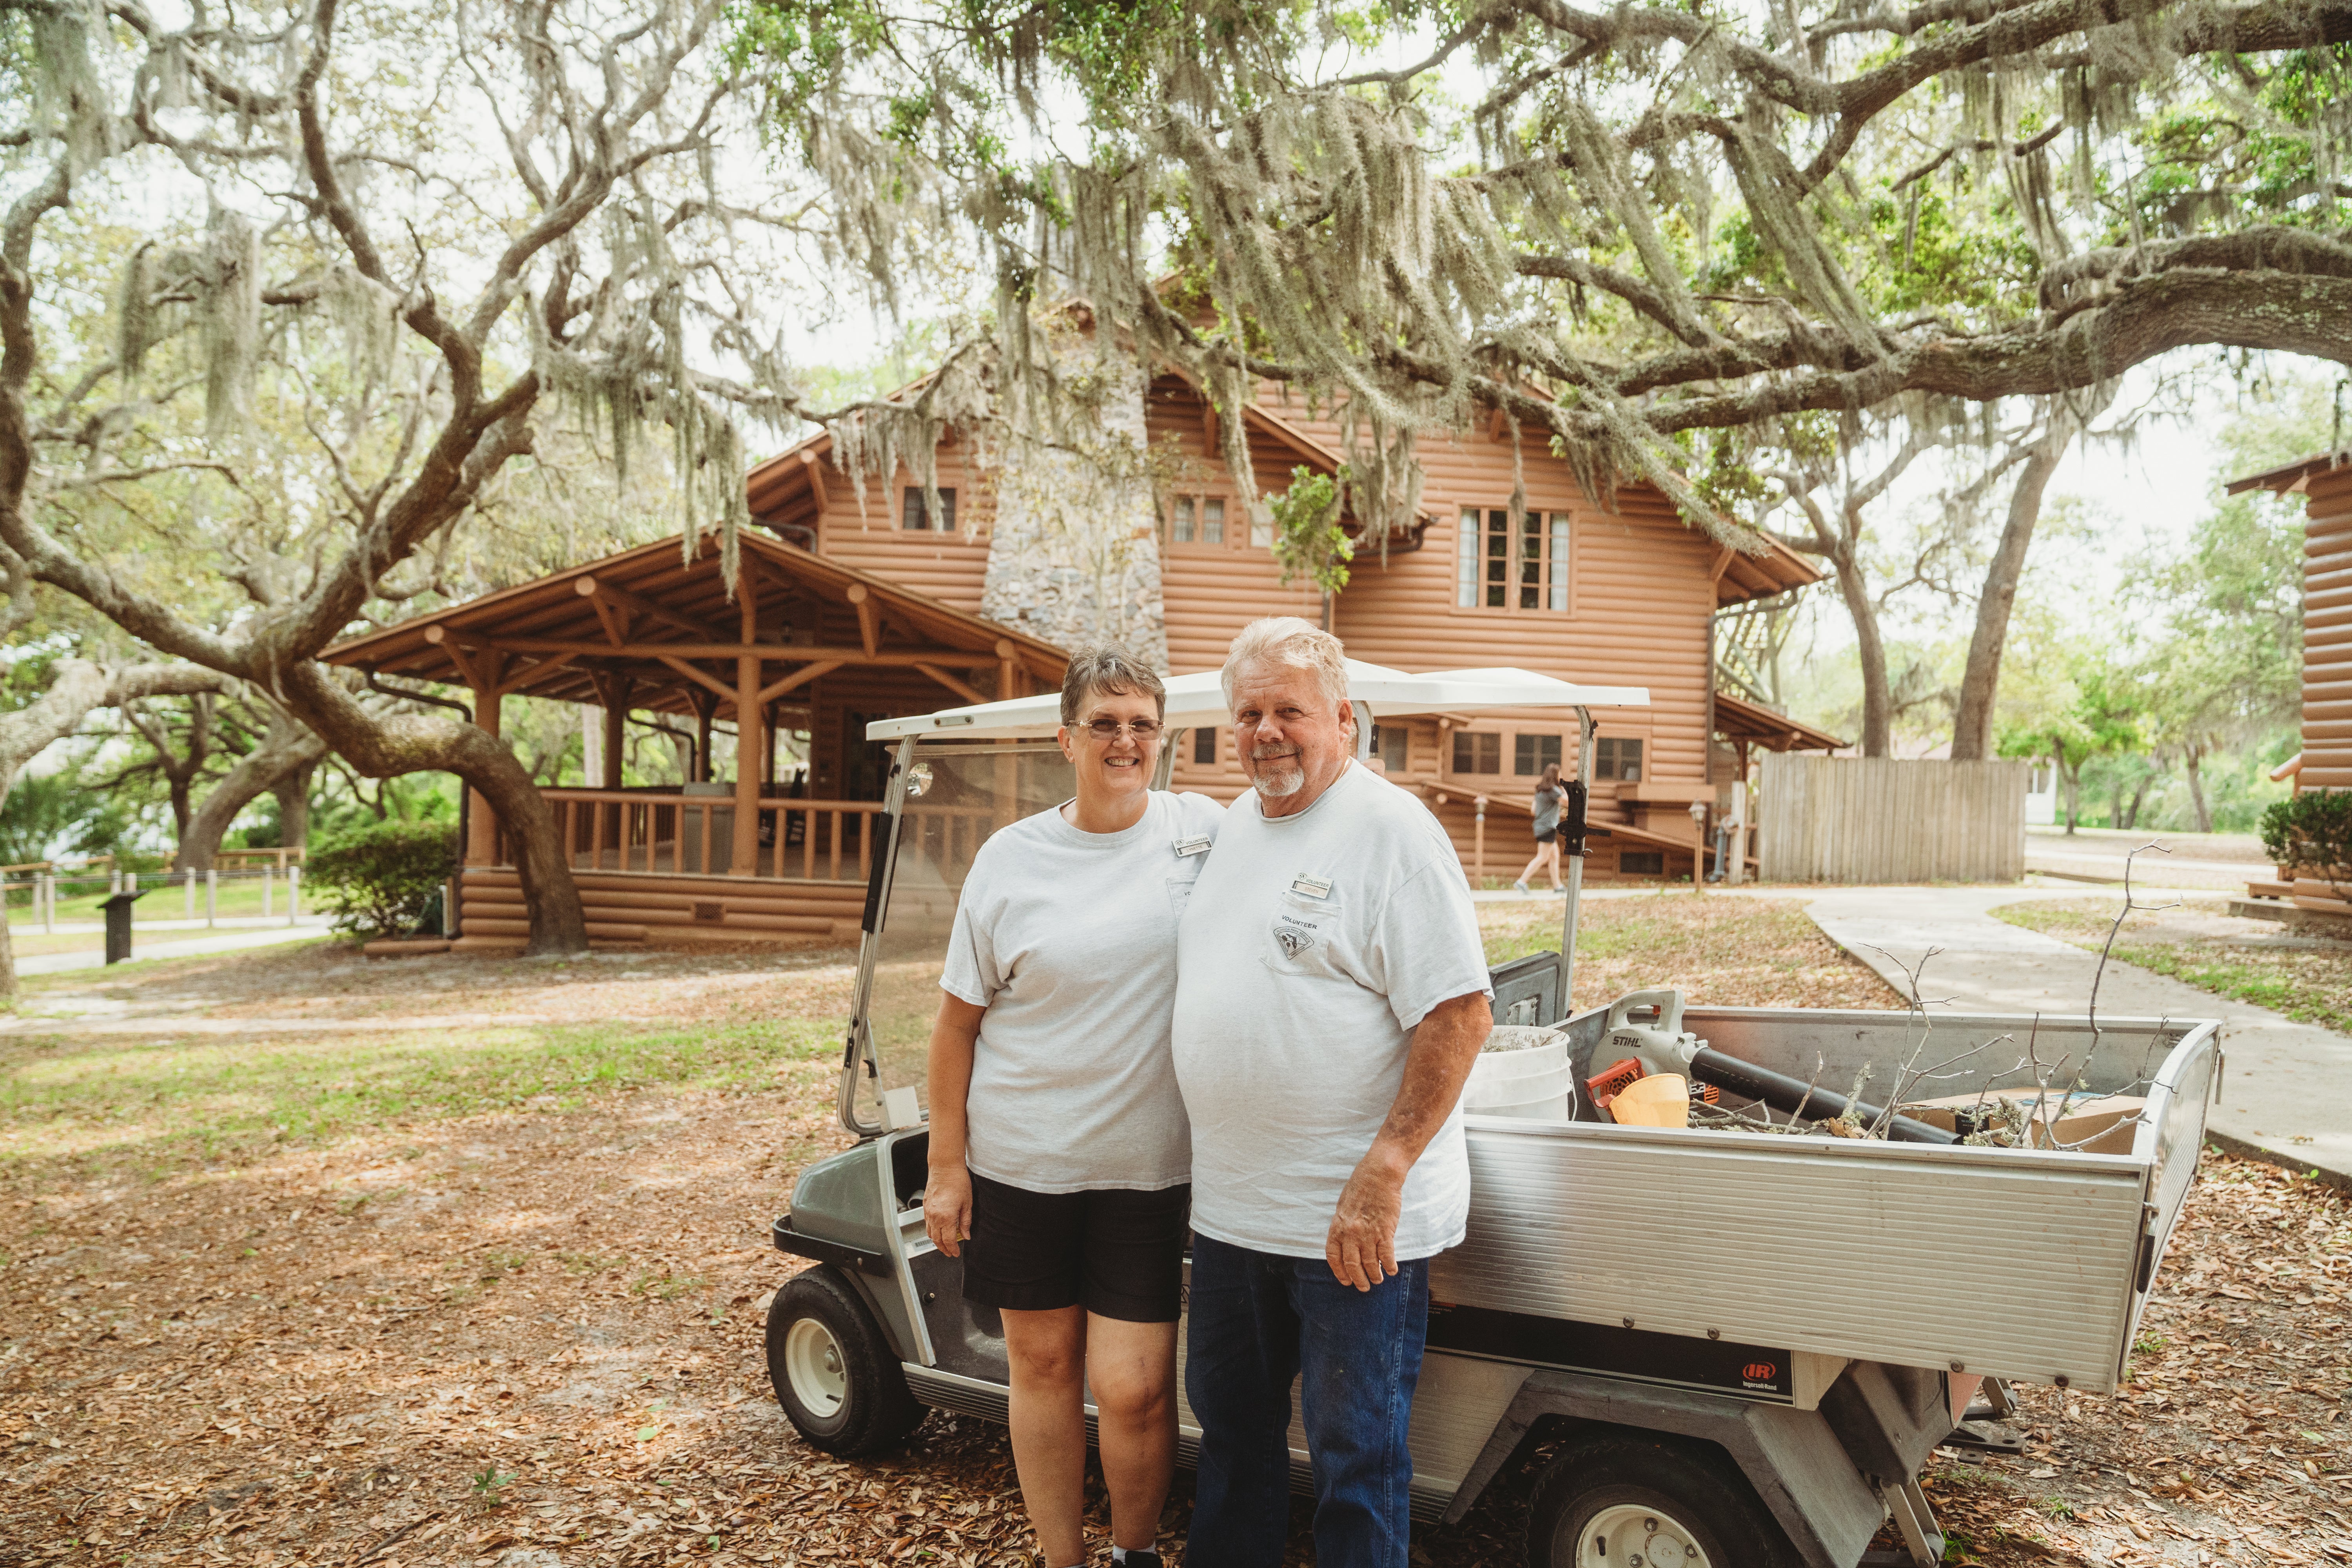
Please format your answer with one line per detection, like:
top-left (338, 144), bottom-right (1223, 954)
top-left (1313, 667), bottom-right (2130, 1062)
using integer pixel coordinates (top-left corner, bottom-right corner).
top-left (1713, 691), bottom-right (1846, 753)
top-left (320, 531), bottom-right (1068, 719)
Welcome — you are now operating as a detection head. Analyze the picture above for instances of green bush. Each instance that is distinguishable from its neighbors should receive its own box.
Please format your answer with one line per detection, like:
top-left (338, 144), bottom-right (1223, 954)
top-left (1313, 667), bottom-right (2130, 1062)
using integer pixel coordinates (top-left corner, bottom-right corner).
top-left (307, 819), bottom-right (461, 939)
top-left (2259, 790), bottom-right (2352, 892)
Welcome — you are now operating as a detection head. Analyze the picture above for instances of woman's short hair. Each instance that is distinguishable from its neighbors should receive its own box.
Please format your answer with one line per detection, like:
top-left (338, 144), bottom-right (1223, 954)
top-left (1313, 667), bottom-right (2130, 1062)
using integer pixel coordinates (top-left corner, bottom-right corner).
top-left (1059, 644), bottom-right (1167, 725)
top-left (1220, 616), bottom-right (1348, 712)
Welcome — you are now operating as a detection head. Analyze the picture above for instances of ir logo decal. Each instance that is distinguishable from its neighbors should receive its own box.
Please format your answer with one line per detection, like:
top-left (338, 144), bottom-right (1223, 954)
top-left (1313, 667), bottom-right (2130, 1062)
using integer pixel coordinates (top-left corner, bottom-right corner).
top-left (1742, 1362), bottom-right (1779, 1383)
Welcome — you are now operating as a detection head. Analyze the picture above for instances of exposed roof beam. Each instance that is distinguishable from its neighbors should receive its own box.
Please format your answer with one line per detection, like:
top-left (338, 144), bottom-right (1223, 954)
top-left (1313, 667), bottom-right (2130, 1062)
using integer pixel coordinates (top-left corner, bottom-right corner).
top-left (846, 583), bottom-right (880, 657)
top-left (574, 575), bottom-right (725, 643)
top-left (655, 655), bottom-right (740, 707)
top-left (799, 448), bottom-right (829, 511)
top-left (915, 663), bottom-right (987, 705)
top-left (451, 636), bottom-right (1005, 670)
top-left (758, 661), bottom-right (842, 704)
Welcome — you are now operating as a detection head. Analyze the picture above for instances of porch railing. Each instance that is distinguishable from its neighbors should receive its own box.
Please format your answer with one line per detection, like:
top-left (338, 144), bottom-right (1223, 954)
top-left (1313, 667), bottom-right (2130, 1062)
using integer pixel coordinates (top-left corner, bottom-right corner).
top-left (490, 788), bottom-right (1022, 884)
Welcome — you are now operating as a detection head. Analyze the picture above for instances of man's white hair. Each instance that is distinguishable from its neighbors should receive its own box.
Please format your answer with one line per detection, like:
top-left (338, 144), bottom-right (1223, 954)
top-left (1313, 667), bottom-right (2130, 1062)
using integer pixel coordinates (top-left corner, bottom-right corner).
top-left (1221, 616), bottom-right (1349, 711)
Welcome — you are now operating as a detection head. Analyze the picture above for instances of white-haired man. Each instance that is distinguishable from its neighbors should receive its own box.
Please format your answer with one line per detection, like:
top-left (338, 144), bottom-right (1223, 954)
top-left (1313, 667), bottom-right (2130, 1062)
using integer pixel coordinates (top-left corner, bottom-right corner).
top-left (1171, 616), bottom-right (1494, 1566)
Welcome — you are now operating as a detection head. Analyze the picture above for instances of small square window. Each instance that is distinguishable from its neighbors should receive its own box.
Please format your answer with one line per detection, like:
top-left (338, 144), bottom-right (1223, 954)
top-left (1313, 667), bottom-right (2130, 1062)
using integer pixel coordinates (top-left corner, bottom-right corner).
top-left (1514, 733), bottom-right (1562, 776)
top-left (1172, 497), bottom-right (1196, 544)
top-left (1619, 850), bottom-right (1665, 876)
top-left (902, 486), bottom-right (956, 531)
top-left (1377, 724), bottom-right (1408, 775)
top-left (1451, 730), bottom-right (1500, 775)
top-left (1193, 725), bottom-right (1217, 765)
top-left (1202, 498), bottom-right (1225, 545)
top-left (1595, 737), bottom-right (1644, 782)
top-left (1250, 506), bottom-right (1274, 549)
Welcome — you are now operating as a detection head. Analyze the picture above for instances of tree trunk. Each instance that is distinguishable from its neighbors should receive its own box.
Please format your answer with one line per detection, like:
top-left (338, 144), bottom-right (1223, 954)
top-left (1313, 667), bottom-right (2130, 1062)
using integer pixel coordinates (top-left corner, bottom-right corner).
top-left (278, 663), bottom-right (588, 955)
top-left (178, 717), bottom-right (330, 873)
top-left (2123, 772), bottom-right (2152, 830)
top-left (274, 761), bottom-right (314, 853)
top-left (2185, 746), bottom-right (2211, 833)
top-left (2060, 757), bottom-right (2082, 835)
top-left (1832, 549), bottom-right (1894, 757)
top-left (0, 661), bottom-right (229, 1000)
top-left (1952, 425), bottom-right (2072, 761)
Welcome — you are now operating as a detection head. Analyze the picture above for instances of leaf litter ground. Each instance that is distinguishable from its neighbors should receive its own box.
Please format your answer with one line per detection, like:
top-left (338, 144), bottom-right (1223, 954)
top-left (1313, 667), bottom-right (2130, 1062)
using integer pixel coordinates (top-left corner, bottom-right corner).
top-left (4, 900), bottom-right (2345, 1566)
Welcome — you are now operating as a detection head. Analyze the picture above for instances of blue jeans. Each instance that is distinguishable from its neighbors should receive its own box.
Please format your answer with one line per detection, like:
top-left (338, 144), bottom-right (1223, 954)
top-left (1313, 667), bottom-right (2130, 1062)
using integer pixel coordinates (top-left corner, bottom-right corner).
top-left (1183, 1233), bottom-right (1430, 1568)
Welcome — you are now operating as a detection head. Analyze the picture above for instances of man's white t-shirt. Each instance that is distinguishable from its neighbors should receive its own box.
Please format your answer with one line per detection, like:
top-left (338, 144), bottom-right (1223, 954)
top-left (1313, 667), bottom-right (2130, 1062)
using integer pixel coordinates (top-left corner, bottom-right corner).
top-left (941, 788), bottom-right (1226, 1194)
top-left (1172, 762), bottom-right (1492, 1259)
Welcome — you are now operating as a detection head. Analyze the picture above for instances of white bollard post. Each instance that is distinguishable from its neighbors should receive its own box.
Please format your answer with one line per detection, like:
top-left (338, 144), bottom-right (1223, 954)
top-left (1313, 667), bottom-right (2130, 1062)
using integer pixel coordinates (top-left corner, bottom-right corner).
top-left (185, 867), bottom-right (196, 919)
top-left (261, 865), bottom-right (272, 919)
top-left (42, 874), bottom-right (54, 933)
top-left (287, 865), bottom-right (300, 926)
top-left (206, 869), bottom-right (218, 928)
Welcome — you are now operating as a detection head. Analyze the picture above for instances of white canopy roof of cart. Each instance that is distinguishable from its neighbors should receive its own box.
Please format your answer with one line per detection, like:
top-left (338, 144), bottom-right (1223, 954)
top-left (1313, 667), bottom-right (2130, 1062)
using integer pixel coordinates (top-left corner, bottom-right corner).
top-left (865, 660), bottom-right (1649, 741)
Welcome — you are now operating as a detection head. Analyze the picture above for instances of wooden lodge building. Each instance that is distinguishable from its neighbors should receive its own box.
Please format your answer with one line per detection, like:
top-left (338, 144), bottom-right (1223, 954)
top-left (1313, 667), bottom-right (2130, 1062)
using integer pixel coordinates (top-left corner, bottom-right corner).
top-left (2227, 450), bottom-right (2352, 918)
top-left (323, 367), bottom-right (1832, 951)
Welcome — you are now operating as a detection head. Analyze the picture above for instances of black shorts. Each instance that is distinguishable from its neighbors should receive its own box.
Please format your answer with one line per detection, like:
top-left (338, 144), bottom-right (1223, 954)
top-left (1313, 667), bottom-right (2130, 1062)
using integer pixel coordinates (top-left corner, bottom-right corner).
top-left (962, 1172), bottom-right (1190, 1322)
top-left (1533, 826), bottom-right (1559, 844)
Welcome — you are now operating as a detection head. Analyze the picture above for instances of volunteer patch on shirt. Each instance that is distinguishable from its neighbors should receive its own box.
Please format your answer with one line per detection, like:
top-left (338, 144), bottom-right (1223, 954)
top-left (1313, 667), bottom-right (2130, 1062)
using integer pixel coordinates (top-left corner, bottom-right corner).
top-left (1272, 918), bottom-right (1319, 960)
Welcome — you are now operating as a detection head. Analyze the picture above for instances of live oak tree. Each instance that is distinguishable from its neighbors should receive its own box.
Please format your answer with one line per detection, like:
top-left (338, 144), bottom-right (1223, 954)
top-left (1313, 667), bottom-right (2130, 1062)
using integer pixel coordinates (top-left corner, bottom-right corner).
top-left (0, 0), bottom-right (864, 954)
top-left (734, 0), bottom-right (2352, 631)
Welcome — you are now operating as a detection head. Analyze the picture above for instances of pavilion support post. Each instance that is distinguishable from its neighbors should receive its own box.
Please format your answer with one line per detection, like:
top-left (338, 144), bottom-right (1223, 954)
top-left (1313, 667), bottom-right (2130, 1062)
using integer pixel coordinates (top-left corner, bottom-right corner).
top-left (466, 688), bottom-right (504, 866)
top-left (688, 689), bottom-right (717, 784)
top-left (731, 570), bottom-right (764, 878)
top-left (601, 680), bottom-right (628, 789)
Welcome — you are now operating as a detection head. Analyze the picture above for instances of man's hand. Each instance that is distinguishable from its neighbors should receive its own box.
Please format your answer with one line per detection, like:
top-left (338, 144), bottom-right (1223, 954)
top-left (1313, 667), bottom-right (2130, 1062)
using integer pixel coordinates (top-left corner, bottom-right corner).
top-left (1325, 1151), bottom-right (1408, 1290)
top-left (1322, 991), bottom-right (1491, 1290)
top-left (924, 1165), bottom-right (974, 1258)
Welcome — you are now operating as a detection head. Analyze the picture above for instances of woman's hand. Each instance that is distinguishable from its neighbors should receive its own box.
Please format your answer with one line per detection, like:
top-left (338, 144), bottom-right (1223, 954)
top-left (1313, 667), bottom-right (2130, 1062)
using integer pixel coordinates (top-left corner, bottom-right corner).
top-left (924, 1164), bottom-right (974, 1258)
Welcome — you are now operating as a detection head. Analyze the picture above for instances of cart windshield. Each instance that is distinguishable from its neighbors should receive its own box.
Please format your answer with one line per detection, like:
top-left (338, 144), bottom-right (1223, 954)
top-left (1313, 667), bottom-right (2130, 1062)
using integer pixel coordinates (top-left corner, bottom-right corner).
top-left (861, 737), bottom-right (1075, 1116)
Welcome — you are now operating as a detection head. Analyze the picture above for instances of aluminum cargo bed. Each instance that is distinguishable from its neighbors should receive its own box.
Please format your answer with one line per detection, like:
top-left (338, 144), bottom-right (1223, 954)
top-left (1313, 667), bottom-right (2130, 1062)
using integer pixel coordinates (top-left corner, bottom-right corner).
top-left (1434, 1005), bottom-right (2218, 1394)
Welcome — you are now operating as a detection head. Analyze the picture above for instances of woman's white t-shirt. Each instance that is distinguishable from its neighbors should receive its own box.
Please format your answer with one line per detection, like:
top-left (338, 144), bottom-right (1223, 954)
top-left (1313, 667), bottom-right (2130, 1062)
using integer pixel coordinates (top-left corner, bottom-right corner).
top-left (940, 788), bottom-right (1226, 1194)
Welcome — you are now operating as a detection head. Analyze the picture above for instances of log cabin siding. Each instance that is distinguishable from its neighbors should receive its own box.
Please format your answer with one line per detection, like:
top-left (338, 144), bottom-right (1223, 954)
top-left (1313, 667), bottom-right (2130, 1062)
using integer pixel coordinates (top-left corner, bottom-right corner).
top-left (803, 445), bottom-right (997, 616)
top-left (2293, 468), bottom-right (2352, 913)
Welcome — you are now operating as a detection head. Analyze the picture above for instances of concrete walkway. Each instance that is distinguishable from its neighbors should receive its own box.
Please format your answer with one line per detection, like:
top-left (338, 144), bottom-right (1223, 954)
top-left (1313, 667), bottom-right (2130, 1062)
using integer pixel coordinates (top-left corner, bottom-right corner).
top-left (13, 921), bottom-right (333, 977)
top-left (1804, 886), bottom-right (2352, 1189)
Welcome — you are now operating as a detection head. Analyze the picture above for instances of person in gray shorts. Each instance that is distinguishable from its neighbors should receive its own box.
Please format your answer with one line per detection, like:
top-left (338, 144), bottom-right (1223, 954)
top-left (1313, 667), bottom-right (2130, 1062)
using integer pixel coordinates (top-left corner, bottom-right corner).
top-left (922, 646), bottom-right (1223, 1568)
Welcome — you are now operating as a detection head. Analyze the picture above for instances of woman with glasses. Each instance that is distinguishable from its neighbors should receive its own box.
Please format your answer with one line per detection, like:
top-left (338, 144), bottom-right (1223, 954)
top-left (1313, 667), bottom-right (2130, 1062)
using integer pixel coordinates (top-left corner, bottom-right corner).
top-left (922, 645), bottom-right (1223, 1568)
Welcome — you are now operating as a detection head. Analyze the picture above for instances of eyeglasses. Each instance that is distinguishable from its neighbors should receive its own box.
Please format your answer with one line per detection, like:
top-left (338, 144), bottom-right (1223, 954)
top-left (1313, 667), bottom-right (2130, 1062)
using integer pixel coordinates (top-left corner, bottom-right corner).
top-left (1078, 718), bottom-right (1163, 740)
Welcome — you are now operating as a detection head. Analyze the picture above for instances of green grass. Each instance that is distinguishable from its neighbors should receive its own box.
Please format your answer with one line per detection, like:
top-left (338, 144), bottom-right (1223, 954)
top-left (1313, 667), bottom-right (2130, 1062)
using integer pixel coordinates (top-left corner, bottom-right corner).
top-left (1993, 899), bottom-right (2352, 1032)
top-left (0, 1016), bottom-right (838, 1176)
top-left (7, 873), bottom-right (294, 928)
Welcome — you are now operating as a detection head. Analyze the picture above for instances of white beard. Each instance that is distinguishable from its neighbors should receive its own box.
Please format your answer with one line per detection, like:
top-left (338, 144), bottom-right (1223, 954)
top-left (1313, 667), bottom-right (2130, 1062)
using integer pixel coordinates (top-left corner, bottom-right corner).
top-left (1248, 746), bottom-right (1307, 799)
top-left (1250, 765), bottom-right (1305, 799)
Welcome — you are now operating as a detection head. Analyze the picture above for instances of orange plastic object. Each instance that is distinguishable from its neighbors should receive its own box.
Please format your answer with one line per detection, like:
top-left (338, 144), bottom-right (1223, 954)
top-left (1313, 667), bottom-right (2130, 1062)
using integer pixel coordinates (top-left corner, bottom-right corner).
top-left (1586, 1057), bottom-right (1645, 1110)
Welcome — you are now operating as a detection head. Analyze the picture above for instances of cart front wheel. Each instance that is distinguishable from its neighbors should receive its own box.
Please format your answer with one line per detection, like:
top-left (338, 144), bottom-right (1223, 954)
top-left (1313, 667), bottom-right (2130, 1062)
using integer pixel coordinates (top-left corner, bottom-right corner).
top-left (1526, 1434), bottom-right (1797, 1568)
top-left (764, 1267), bottom-right (922, 1456)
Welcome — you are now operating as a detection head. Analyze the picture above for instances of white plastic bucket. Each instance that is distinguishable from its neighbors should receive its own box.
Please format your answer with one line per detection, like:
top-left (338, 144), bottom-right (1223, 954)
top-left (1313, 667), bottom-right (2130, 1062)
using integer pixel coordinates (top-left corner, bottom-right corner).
top-left (1468, 1039), bottom-right (1567, 1085)
top-left (1464, 1056), bottom-right (1575, 1120)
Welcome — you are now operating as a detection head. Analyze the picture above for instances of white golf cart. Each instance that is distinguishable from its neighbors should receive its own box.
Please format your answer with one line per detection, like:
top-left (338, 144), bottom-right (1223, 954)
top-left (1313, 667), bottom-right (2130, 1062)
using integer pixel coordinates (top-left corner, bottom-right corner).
top-left (762, 662), bottom-right (2218, 1568)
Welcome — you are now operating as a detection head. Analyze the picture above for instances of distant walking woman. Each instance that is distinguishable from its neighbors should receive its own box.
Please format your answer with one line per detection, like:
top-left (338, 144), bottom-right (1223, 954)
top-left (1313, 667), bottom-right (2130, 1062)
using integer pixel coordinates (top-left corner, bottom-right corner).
top-left (1513, 760), bottom-right (1566, 893)
top-left (922, 646), bottom-right (1224, 1568)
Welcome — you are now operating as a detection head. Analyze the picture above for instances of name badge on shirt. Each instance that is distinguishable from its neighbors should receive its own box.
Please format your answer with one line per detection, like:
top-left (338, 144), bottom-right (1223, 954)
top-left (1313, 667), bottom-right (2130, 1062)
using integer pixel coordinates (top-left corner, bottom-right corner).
top-left (1289, 875), bottom-right (1333, 900)
top-left (1174, 835), bottom-right (1212, 858)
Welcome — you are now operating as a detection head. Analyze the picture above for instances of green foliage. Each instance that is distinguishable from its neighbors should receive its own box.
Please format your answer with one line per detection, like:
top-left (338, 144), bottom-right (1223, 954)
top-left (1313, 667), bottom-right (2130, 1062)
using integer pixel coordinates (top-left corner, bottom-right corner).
top-left (1269, 465), bottom-right (1352, 598)
top-left (0, 765), bottom-right (131, 867)
top-left (2261, 791), bottom-right (2352, 893)
top-left (305, 820), bottom-right (460, 940)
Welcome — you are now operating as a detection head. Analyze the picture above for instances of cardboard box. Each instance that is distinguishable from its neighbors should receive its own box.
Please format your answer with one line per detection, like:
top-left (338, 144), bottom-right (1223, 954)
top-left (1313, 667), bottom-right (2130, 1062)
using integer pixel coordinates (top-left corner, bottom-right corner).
top-left (1899, 1093), bottom-right (2146, 1155)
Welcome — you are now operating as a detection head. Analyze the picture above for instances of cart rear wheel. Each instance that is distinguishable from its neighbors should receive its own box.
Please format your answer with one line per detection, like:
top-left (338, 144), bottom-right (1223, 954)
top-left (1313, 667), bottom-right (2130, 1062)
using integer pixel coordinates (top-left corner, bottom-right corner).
top-left (1526, 1433), bottom-right (1798, 1568)
top-left (765, 1267), bottom-right (922, 1456)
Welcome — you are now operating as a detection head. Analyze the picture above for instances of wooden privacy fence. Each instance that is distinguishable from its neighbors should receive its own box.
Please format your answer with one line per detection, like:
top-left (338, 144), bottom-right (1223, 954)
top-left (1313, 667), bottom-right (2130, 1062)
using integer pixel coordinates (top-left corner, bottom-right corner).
top-left (1758, 755), bottom-right (2027, 884)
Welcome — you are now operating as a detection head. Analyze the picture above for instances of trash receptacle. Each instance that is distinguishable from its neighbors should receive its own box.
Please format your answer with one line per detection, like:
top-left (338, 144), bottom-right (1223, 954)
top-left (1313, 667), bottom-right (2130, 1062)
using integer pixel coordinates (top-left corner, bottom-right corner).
top-left (100, 889), bottom-right (147, 965)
